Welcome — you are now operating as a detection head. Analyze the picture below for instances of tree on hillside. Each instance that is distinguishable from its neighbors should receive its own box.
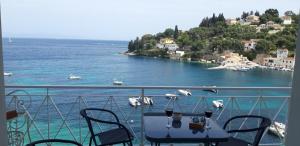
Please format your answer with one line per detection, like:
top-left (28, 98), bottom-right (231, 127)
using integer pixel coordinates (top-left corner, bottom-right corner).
top-left (256, 39), bottom-right (275, 53)
top-left (260, 9), bottom-right (282, 24)
top-left (255, 11), bottom-right (260, 16)
top-left (174, 25), bottom-right (179, 39)
top-left (217, 13), bottom-right (225, 22)
top-left (241, 12), bottom-right (249, 20)
top-left (265, 9), bottom-right (279, 17)
top-left (164, 28), bottom-right (175, 38)
top-left (285, 11), bottom-right (296, 16)
top-left (128, 40), bottom-right (134, 52)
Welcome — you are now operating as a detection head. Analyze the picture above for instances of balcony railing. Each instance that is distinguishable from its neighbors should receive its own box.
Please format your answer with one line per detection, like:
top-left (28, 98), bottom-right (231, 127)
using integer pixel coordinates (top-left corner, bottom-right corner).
top-left (5, 85), bottom-right (291, 146)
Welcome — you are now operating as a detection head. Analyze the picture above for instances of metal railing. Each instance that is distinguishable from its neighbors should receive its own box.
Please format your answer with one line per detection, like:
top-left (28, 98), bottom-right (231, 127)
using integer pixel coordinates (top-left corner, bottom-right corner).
top-left (5, 85), bottom-right (291, 146)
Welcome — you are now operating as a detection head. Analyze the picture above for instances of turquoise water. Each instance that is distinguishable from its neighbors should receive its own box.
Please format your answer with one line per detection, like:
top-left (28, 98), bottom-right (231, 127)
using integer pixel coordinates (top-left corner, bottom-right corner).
top-left (3, 38), bottom-right (292, 145)
top-left (3, 38), bottom-right (293, 87)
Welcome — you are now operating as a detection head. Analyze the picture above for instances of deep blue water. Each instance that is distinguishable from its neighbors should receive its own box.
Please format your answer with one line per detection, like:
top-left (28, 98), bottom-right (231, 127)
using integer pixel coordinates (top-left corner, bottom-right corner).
top-left (3, 38), bottom-right (292, 145)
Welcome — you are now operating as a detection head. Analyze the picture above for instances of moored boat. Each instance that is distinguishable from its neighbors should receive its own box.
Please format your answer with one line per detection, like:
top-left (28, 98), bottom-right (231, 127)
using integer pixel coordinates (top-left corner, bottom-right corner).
top-left (68, 74), bottom-right (81, 80)
top-left (4, 72), bottom-right (13, 76)
top-left (212, 100), bottom-right (224, 108)
top-left (203, 86), bottom-right (218, 93)
top-left (113, 79), bottom-right (123, 85)
top-left (128, 97), bottom-right (141, 107)
top-left (165, 93), bottom-right (177, 99)
top-left (178, 89), bottom-right (192, 96)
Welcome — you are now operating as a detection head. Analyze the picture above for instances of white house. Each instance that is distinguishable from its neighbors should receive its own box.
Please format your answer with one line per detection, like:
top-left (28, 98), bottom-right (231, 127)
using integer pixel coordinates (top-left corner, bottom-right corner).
top-left (266, 21), bottom-right (275, 28)
top-left (246, 15), bottom-right (260, 24)
top-left (277, 49), bottom-right (289, 59)
top-left (226, 18), bottom-right (238, 25)
top-left (175, 51), bottom-right (185, 57)
top-left (156, 38), bottom-right (179, 51)
top-left (281, 16), bottom-right (292, 25)
top-left (241, 39), bottom-right (259, 52)
top-left (165, 43), bottom-right (179, 51)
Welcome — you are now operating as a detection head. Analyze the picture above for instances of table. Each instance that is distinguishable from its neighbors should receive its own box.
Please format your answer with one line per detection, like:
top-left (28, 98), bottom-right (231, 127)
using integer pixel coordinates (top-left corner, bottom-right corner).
top-left (144, 113), bottom-right (229, 146)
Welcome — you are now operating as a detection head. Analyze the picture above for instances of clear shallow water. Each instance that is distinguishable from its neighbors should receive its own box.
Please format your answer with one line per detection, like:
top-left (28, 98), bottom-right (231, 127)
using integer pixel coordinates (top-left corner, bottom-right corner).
top-left (3, 38), bottom-right (292, 145)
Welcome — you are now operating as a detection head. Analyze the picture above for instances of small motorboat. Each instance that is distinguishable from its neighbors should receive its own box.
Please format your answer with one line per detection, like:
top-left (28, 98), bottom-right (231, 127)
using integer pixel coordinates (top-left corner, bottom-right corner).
top-left (68, 74), bottom-right (81, 80)
top-left (178, 89), bottom-right (192, 96)
top-left (129, 97), bottom-right (141, 107)
top-left (268, 122), bottom-right (286, 138)
top-left (4, 72), bottom-right (13, 76)
top-left (165, 93), bottom-right (177, 99)
top-left (203, 86), bottom-right (218, 93)
top-left (139, 96), bottom-right (154, 105)
top-left (113, 79), bottom-right (123, 85)
top-left (212, 100), bottom-right (224, 108)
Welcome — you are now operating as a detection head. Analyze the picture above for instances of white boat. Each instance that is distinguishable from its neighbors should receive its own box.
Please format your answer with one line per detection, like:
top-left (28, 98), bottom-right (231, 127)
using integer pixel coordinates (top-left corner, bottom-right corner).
top-left (129, 96), bottom-right (153, 107)
top-left (165, 93), bottom-right (177, 99)
top-left (178, 89), bottom-right (192, 96)
top-left (4, 72), bottom-right (13, 76)
top-left (203, 86), bottom-right (218, 93)
top-left (68, 74), bottom-right (81, 80)
top-left (268, 122), bottom-right (286, 138)
top-left (212, 100), bottom-right (224, 108)
top-left (113, 79), bottom-right (123, 85)
top-left (139, 96), bottom-right (154, 105)
top-left (128, 97), bottom-right (141, 107)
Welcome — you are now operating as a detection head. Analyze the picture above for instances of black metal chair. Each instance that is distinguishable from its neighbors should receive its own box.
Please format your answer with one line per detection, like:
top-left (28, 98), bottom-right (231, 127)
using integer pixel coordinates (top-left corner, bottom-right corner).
top-left (80, 108), bottom-right (134, 146)
top-left (26, 139), bottom-right (82, 146)
top-left (216, 115), bottom-right (271, 146)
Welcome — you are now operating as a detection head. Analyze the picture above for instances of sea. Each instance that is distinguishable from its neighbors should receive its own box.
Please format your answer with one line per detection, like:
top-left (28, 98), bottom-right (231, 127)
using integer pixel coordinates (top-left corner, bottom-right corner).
top-left (3, 38), bottom-right (293, 145)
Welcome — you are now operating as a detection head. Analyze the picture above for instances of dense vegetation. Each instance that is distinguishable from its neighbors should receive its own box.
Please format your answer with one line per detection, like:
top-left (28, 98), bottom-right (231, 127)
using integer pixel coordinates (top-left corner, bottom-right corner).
top-left (128, 9), bottom-right (299, 61)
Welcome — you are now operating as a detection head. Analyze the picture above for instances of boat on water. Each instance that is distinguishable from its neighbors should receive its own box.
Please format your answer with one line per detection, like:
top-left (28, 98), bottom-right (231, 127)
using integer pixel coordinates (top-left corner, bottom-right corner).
top-left (238, 67), bottom-right (250, 72)
top-left (68, 74), bottom-right (81, 80)
top-left (212, 100), bottom-right (224, 108)
top-left (203, 86), bottom-right (218, 93)
top-left (113, 79), bottom-right (123, 85)
top-left (129, 97), bottom-right (141, 107)
top-left (165, 93), bottom-right (177, 99)
top-left (178, 89), bottom-right (192, 96)
top-left (4, 72), bottom-right (13, 76)
top-left (129, 96), bottom-right (153, 107)
top-left (268, 122), bottom-right (286, 138)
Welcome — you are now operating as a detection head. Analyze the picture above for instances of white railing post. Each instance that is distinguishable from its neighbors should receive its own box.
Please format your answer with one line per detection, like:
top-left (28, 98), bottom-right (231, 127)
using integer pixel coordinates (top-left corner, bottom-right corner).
top-left (285, 19), bottom-right (300, 146)
top-left (0, 6), bottom-right (8, 146)
top-left (140, 88), bottom-right (144, 146)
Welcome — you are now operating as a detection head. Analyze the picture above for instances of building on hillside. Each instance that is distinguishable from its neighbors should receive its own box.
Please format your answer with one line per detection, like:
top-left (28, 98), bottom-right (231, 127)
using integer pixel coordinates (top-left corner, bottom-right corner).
top-left (266, 21), bottom-right (275, 28)
top-left (175, 51), bottom-right (185, 57)
top-left (246, 15), bottom-right (260, 24)
top-left (263, 49), bottom-right (295, 69)
top-left (160, 38), bottom-right (174, 44)
top-left (281, 16), bottom-right (292, 25)
top-left (268, 30), bottom-right (280, 34)
top-left (164, 43), bottom-right (179, 51)
top-left (226, 18), bottom-right (238, 25)
top-left (277, 49), bottom-right (289, 59)
top-left (156, 38), bottom-right (179, 51)
top-left (241, 39), bottom-right (259, 52)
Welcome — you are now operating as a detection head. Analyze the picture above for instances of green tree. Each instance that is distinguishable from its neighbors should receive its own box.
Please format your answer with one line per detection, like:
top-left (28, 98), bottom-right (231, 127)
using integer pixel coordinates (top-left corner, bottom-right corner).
top-left (163, 28), bottom-right (175, 38)
top-left (255, 11), bottom-right (260, 16)
top-left (174, 25), bottom-right (179, 39)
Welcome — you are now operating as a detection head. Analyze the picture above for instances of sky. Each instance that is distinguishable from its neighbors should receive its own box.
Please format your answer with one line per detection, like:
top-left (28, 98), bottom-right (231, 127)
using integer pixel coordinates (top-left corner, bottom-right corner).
top-left (1, 0), bottom-right (299, 41)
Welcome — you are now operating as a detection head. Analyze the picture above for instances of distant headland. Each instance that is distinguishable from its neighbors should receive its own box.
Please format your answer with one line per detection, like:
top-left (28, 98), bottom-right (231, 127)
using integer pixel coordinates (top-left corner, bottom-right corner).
top-left (126, 9), bottom-right (299, 72)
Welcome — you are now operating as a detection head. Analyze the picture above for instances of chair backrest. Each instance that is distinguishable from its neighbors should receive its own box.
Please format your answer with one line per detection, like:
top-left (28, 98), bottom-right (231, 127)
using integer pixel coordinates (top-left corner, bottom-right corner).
top-left (80, 108), bottom-right (121, 145)
top-left (223, 115), bottom-right (271, 146)
top-left (26, 139), bottom-right (82, 146)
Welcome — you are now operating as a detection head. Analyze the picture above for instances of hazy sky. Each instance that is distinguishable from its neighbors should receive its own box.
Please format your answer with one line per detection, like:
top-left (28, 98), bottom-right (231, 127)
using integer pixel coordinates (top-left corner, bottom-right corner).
top-left (1, 0), bottom-right (299, 40)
